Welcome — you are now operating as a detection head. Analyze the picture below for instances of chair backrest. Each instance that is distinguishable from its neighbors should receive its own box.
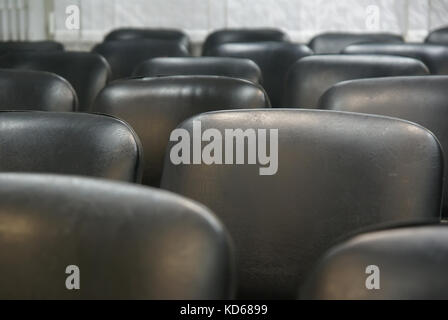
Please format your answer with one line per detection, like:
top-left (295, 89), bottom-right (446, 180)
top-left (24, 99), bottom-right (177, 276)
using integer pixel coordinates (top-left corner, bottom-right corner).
top-left (343, 43), bottom-right (448, 75)
top-left (161, 109), bottom-right (443, 299)
top-left (202, 28), bottom-right (288, 55)
top-left (0, 111), bottom-right (142, 182)
top-left (104, 28), bottom-right (190, 50)
top-left (93, 76), bottom-right (270, 186)
top-left (0, 41), bottom-right (63, 55)
top-left (133, 57), bottom-right (262, 84)
top-left (308, 32), bottom-right (403, 54)
top-left (320, 76), bottom-right (448, 217)
top-left (92, 39), bottom-right (189, 80)
top-left (0, 52), bottom-right (111, 112)
top-left (0, 173), bottom-right (234, 299)
top-left (301, 224), bottom-right (448, 299)
top-left (283, 55), bottom-right (429, 108)
top-left (206, 42), bottom-right (313, 106)
top-left (0, 69), bottom-right (76, 111)
top-left (426, 26), bottom-right (448, 45)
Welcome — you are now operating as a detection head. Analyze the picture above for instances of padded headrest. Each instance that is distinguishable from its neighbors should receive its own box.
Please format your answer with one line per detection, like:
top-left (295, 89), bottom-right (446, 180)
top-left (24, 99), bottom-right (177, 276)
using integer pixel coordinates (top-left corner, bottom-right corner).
top-left (343, 43), bottom-right (448, 75)
top-left (104, 28), bottom-right (190, 49)
top-left (320, 75), bottom-right (448, 215)
top-left (301, 224), bottom-right (448, 299)
top-left (0, 111), bottom-right (142, 182)
top-left (426, 26), bottom-right (448, 45)
top-left (92, 39), bottom-right (189, 80)
top-left (0, 52), bottom-right (111, 112)
top-left (308, 32), bottom-right (403, 54)
top-left (0, 173), bottom-right (233, 299)
top-left (0, 69), bottom-right (77, 111)
top-left (206, 42), bottom-right (313, 106)
top-left (202, 28), bottom-right (289, 55)
top-left (283, 55), bottom-right (429, 108)
top-left (133, 57), bottom-right (263, 84)
top-left (93, 75), bottom-right (270, 186)
top-left (161, 109), bottom-right (442, 298)
top-left (0, 41), bottom-right (63, 55)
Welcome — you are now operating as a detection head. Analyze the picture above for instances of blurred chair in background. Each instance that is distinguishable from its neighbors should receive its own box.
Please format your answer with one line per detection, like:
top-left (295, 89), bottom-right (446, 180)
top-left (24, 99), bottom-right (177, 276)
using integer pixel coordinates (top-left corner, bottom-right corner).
top-left (93, 75), bottom-right (270, 187)
top-left (207, 42), bottom-right (312, 106)
top-left (0, 69), bottom-right (76, 111)
top-left (0, 52), bottom-right (110, 112)
top-left (283, 55), bottom-right (429, 108)
top-left (133, 56), bottom-right (262, 84)
top-left (308, 32), bottom-right (403, 54)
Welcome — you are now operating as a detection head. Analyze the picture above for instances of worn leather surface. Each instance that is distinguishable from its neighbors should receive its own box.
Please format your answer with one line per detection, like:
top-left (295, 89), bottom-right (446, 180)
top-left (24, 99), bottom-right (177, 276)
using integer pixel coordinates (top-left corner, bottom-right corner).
top-left (93, 76), bottom-right (270, 186)
top-left (206, 42), bottom-right (313, 106)
top-left (320, 75), bottom-right (448, 216)
top-left (0, 69), bottom-right (76, 111)
top-left (92, 39), bottom-right (189, 80)
top-left (133, 57), bottom-right (262, 84)
top-left (202, 28), bottom-right (289, 56)
top-left (343, 43), bottom-right (448, 75)
top-left (301, 224), bottom-right (448, 299)
top-left (0, 52), bottom-right (111, 112)
top-left (308, 32), bottom-right (403, 54)
top-left (0, 111), bottom-right (142, 182)
top-left (161, 109), bottom-right (443, 299)
top-left (283, 55), bottom-right (429, 108)
top-left (0, 173), bottom-right (234, 299)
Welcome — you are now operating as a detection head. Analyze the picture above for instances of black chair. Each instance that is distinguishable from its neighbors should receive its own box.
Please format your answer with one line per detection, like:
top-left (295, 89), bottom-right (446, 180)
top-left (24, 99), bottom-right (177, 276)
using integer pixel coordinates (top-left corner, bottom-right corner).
top-left (426, 26), bottom-right (448, 45)
top-left (104, 28), bottom-right (190, 50)
top-left (308, 32), bottom-right (403, 54)
top-left (92, 39), bottom-right (189, 80)
top-left (301, 224), bottom-right (448, 299)
top-left (0, 69), bottom-right (76, 111)
top-left (133, 57), bottom-right (262, 84)
top-left (320, 75), bottom-right (448, 217)
top-left (0, 111), bottom-right (142, 182)
top-left (206, 42), bottom-right (312, 106)
top-left (0, 41), bottom-right (63, 56)
top-left (0, 52), bottom-right (111, 112)
top-left (343, 43), bottom-right (448, 75)
top-left (283, 55), bottom-right (429, 108)
top-left (202, 28), bottom-right (288, 56)
top-left (93, 76), bottom-right (270, 187)
top-left (161, 109), bottom-right (443, 299)
top-left (0, 173), bottom-right (233, 299)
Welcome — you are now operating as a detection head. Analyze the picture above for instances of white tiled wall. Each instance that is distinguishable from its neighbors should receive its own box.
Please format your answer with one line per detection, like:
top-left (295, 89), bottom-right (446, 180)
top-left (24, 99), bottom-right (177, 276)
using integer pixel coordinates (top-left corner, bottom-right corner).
top-left (17, 0), bottom-right (448, 48)
top-left (0, 0), bottom-right (29, 40)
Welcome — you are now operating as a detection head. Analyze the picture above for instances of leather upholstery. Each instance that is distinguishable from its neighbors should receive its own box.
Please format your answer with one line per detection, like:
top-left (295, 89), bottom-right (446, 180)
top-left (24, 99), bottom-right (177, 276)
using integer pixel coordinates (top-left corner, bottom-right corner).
top-left (161, 109), bottom-right (443, 299)
top-left (320, 76), bottom-right (448, 216)
top-left (92, 39), bottom-right (189, 80)
top-left (283, 55), bottom-right (429, 108)
top-left (206, 42), bottom-right (313, 106)
top-left (0, 41), bottom-right (63, 55)
top-left (308, 32), bottom-right (403, 54)
top-left (133, 57), bottom-right (262, 84)
top-left (0, 69), bottom-right (76, 111)
top-left (0, 52), bottom-right (111, 112)
top-left (0, 173), bottom-right (234, 299)
top-left (104, 28), bottom-right (190, 50)
top-left (0, 111), bottom-right (142, 182)
top-left (93, 76), bottom-right (270, 186)
top-left (301, 224), bottom-right (448, 299)
top-left (343, 43), bottom-right (448, 75)
top-left (426, 26), bottom-right (448, 45)
top-left (202, 28), bottom-right (289, 56)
